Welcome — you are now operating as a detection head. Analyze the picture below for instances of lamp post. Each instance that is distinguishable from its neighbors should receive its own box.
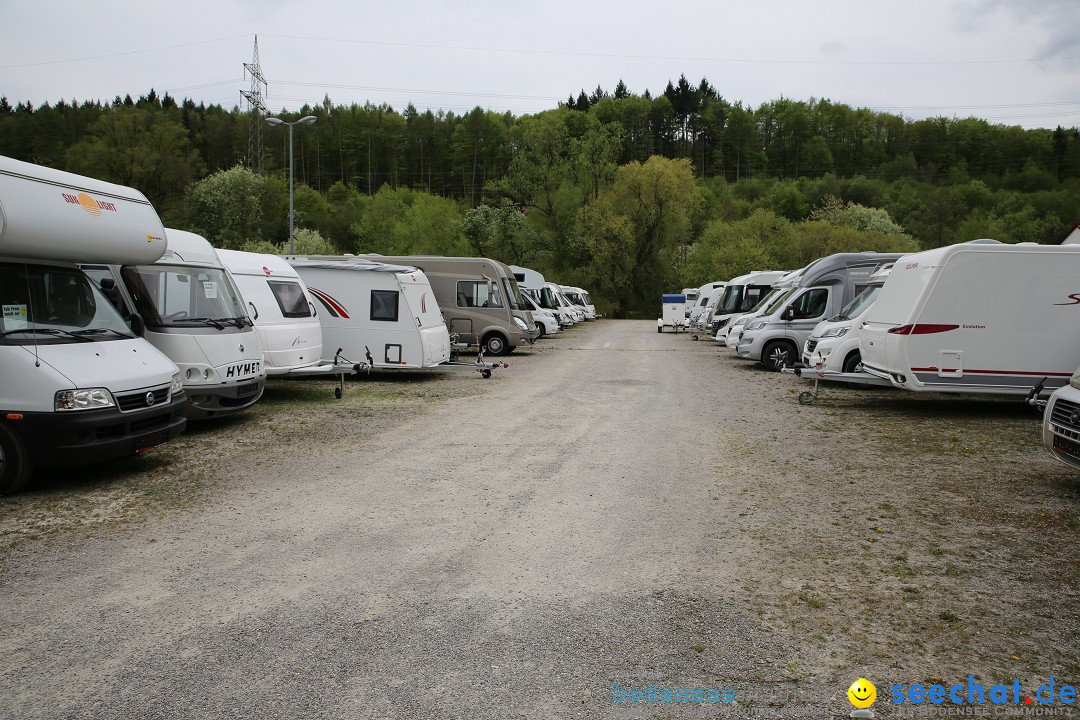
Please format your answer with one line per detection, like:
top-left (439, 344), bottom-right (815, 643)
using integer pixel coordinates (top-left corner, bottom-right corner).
top-left (265, 114), bottom-right (317, 255)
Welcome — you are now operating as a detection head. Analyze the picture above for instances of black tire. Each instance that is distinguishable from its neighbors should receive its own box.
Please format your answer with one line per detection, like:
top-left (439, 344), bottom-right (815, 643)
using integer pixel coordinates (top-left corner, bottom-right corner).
top-left (657, 326), bottom-right (663, 333)
top-left (481, 369), bottom-right (492, 379)
top-left (762, 340), bottom-right (796, 372)
top-left (0, 423), bottom-right (33, 496)
top-left (535, 324), bottom-right (545, 340)
top-left (483, 333), bottom-right (509, 356)
top-left (842, 351), bottom-right (861, 374)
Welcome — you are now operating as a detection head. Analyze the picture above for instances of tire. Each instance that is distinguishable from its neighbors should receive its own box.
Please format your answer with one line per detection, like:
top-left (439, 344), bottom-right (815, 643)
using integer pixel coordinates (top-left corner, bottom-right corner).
top-left (762, 340), bottom-right (796, 372)
top-left (842, 351), bottom-right (861, 374)
top-left (0, 423), bottom-right (33, 496)
top-left (535, 324), bottom-right (545, 340)
top-left (483, 333), bottom-right (509, 356)
top-left (481, 369), bottom-right (492, 379)
top-left (657, 326), bottom-right (662, 333)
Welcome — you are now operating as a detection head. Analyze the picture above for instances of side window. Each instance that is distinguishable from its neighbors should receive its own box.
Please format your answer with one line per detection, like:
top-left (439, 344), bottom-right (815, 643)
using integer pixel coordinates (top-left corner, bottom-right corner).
top-left (741, 287), bottom-right (764, 311)
top-left (268, 280), bottom-right (312, 318)
top-left (791, 288), bottom-right (828, 319)
top-left (456, 281), bottom-right (502, 308)
top-left (371, 289), bottom-right (399, 322)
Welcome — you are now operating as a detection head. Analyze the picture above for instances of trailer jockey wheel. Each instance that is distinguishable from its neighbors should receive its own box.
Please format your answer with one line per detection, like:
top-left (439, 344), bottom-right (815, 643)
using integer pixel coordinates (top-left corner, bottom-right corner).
top-left (335, 386), bottom-right (343, 399)
top-left (798, 390), bottom-right (816, 405)
top-left (481, 369), bottom-right (492, 379)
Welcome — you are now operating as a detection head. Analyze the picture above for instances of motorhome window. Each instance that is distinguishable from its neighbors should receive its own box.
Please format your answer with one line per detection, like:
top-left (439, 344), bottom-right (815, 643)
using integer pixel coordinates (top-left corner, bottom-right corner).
top-left (788, 288), bottom-right (829, 319)
top-left (763, 287), bottom-right (798, 315)
top-left (457, 281), bottom-right (502, 308)
top-left (121, 265), bottom-right (246, 328)
top-left (504, 278), bottom-right (524, 310)
top-left (0, 263), bottom-right (131, 344)
top-left (370, 290), bottom-right (399, 322)
top-left (838, 285), bottom-right (882, 319)
top-left (268, 280), bottom-right (312, 318)
top-left (718, 285), bottom-right (741, 313)
top-left (538, 287), bottom-right (558, 309)
top-left (742, 286), bottom-right (768, 311)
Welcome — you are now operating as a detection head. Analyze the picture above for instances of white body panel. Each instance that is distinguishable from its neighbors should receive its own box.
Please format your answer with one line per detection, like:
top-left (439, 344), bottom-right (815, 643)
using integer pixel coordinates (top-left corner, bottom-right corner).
top-left (802, 266), bottom-right (892, 374)
top-left (708, 271), bottom-right (788, 335)
top-left (510, 265), bottom-right (546, 292)
top-left (217, 250), bottom-right (326, 375)
top-left (861, 242), bottom-right (1080, 395)
top-left (289, 260), bottom-right (452, 369)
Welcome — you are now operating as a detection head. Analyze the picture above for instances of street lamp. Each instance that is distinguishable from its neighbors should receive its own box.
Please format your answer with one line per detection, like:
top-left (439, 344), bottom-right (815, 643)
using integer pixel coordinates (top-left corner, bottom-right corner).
top-left (265, 114), bottom-right (317, 255)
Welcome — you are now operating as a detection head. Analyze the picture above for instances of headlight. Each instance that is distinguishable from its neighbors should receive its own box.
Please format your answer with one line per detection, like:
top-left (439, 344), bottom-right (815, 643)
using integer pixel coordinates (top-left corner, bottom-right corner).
top-left (170, 373), bottom-right (184, 396)
top-left (55, 388), bottom-right (115, 411)
top-left (821, 326), bottom-right (850, 338)
top-left (514, 317), bottom-right (529, 331)
top-left (746, 320), bottom-right (768, 331)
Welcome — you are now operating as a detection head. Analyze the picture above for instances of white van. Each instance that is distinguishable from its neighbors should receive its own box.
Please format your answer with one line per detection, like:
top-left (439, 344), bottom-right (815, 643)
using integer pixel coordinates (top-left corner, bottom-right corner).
top-left (517, 290), bottom-right (560, 337)
top-left (288, 258), bottom-right (452, 369)
top-left (0, 156), bottom-right (185, 494)
top-left (736, 253), bottom-right (902, 370)
top-left (709, 271), bottom-right (788, 337)
top-left (82, 229), bottom-right (265, 419)
top-left (217, 249), bottom-right (346, 377)
top-left (801, 264), bottom-right (894, 376)
top-left (1042, 374), bottom-right (1080, 471)
top-left (861, 241), bottom-right (1080, 396)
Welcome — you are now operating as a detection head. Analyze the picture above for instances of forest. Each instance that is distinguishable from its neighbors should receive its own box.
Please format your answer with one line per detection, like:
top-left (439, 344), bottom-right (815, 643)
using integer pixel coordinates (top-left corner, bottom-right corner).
top-left (3, 76), bottom-right (1079, 316)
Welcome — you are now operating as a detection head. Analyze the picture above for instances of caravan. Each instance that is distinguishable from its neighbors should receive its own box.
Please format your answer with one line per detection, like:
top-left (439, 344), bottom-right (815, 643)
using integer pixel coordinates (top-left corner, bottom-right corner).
top-left (0, 156), bottom-right (186, 494)
top-left (288, 258), bottom-right (452, 370)
top-left (82, 229), bottom-right (266, 419)
top-left (736, 253), bottom-right (902, 370)
top-left (860, 241), bottom-right (1080, 396)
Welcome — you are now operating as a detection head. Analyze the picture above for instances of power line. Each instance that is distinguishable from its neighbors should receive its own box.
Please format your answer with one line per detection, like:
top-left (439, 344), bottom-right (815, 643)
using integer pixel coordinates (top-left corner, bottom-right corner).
top-left (0, 35), bottom-right (250, 70)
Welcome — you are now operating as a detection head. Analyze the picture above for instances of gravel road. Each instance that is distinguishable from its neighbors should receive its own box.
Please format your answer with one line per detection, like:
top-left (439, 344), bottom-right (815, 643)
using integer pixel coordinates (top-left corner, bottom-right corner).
top-left (1, 320), bottom-right (1076, 719)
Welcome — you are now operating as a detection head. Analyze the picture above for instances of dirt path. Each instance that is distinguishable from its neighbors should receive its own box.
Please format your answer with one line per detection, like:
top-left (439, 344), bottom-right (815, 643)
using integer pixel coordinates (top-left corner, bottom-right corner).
top-left (1, 320), bottom-right (1076, 719)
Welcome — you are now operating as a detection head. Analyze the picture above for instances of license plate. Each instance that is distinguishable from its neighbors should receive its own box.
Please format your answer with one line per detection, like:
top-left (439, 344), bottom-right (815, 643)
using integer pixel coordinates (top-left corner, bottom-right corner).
top-left (134, 430), bottom-right (169, 451)
top-left (1053, 434), bottom-right (1080, 461)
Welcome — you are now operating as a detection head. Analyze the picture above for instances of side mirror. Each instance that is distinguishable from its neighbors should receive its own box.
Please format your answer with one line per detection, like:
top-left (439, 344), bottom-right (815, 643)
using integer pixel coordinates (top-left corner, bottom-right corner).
top-left (128, 313), bottom-right (146, 337)
top-left (782, 307), bottom-right (795, 321)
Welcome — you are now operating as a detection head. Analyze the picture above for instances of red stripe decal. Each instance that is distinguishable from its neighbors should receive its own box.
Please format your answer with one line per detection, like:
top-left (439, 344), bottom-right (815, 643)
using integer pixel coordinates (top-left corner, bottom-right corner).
top-left (308, 288), bottom-right (350, 319)
top-left (889, 324), bottom-right (960, 335)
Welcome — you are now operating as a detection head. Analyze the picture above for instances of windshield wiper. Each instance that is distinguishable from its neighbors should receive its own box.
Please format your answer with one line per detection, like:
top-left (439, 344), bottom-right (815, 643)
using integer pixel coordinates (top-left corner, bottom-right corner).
top-left (0, 328), bottom-right (95, 342)
top-left (72, 327), bottom-right (135, 339)
top-left (184, 317), bottom-right (225, 329)
top-left (213, 317), bottom-right (248, 329)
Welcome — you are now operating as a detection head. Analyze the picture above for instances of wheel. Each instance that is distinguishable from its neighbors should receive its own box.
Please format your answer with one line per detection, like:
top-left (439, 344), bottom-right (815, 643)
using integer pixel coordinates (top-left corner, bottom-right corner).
top-left (481, 369), bottom-right (492, 379)
top-left (762, 340), bottom-right (796, 372)
top-left (0, 423), bottom-right (33, 496)
top-left (334, 386), bottom-right (343, 399)
top-left (483, 333), bottom-right (509, 356)
top-left (692, 335), bottom-right (699, 341)
top-left (535, 324), bottom-right (546, 339)
top-left (798, 391), bottom-right (817, 405)
top-left (842, 351), bottom-right (862, 374)
top-left (657, 326), bottom-right (662, 333)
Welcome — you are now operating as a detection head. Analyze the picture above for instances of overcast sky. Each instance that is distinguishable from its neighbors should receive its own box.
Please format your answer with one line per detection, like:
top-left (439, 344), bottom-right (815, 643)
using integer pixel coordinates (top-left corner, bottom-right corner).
top-left (2, 0), bottom-right (1078, 129)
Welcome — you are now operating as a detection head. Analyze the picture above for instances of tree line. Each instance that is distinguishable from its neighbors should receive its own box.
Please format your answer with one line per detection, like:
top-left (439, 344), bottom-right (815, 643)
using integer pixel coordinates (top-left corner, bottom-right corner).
top-left (2, 79), bottom-right (1078, 315)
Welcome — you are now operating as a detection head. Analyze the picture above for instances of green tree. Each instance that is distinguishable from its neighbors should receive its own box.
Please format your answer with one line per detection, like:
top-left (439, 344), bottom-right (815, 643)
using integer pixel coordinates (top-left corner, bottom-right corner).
top-left (185, 165), bottom-right (264, 249)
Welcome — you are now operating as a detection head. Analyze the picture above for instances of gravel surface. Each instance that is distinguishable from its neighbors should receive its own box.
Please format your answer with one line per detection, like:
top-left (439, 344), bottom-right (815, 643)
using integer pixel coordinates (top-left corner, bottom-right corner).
top-left (1, 320), bottom-right (1077, 719)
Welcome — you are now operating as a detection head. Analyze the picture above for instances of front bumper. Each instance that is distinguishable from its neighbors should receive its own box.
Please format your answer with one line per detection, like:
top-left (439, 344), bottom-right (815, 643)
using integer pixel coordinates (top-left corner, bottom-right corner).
top-left (184, 377), bottom-right (265, 420)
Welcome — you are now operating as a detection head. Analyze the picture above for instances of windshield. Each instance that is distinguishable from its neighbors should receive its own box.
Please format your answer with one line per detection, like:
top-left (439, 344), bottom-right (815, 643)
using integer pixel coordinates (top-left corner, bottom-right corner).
top-left (537, 287), bottom-right (559, 310)
top-left (718, 285), bottom-right (744, 313)
top-left (503, 277), bottom-right (524, 311)
top-left (750, 288), bottom-right (782, 313)
top-left (581, 292), bottom-right (592, 305)
top-left (763, 287), bottom-right (799, 316)
top-left (121, 264), bottom-right (247, 329)
top-left (836, 285), bottom-right (882, 320)
top-left (519, 292), bottom-right (538, 311)
top-left (0, 262), bottom-right (133, 345)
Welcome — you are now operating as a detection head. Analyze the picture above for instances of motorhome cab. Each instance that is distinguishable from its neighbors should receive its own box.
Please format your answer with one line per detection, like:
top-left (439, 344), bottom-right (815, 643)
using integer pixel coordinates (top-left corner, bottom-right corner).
top-left (82, 229), bottom-right (265, 419)
top-left (689, 280), bottom-right (725, 327)
top-left (358, 255), bottom-right (536, 356)
top-left (217, 249), bottom-right (340, 377)
top-left (560, 285), bottom-right (597, 319)
top-left (861, 240), bottom-right (1080, 396)
top-left (517, 291), bottom-right (559, 338)
top-left (0, 156), bottom-right (186, 494)
top-left (802, 264), bottom-right (894, 376)
top-left (722, 270), bottom-right (803, 348)
top-left (288, 258), bottom-right (452, 369)
top-left (709, 271), bottom-right (787, 336)
top-left (736, 252), bottom-right (901, 370)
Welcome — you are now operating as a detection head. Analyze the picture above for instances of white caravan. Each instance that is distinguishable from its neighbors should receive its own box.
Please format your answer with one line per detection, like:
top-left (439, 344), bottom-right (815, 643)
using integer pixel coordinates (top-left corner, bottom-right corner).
top-left (517, 290), bottom-right (560, 338)
top-left (736, 252), bottom-right (902, 370)
top-left (82, 229), bottom-right (266, 419)
top-left (1042, 372), bottom-right (1080, 471)
top-left (217, 249), bottom-right (349, 377)
top-left (0, 156), bottom-right (186, 494)
top-left (658, 294), bottom-right (688, 332)
top-left (287, 258), bottom-right (452, 370)
top-left (709, 271), bottom-right (788, 337)
top-left (680, 287), bottom-right (699, 318)
top-left (801, 264), bottom-right (895, 379)
top-left (861, 241), bottom-right (1080, 396)
top-left (689, 281), bottom-right (726, 327)
top-left (560, 285), bottom-right (597, 319)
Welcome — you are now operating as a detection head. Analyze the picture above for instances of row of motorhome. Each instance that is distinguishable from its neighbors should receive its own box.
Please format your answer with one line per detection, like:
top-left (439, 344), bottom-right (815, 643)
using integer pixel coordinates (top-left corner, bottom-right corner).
top-left (675, 241), bottom-right (1080, 473)
top-left (0, 156), bottom-right (598, 494)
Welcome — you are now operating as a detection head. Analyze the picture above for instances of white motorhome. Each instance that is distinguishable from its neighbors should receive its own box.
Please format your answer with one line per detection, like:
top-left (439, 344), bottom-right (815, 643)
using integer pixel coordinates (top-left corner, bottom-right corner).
top-left (708, 271), bottom-right (788, 337)
top-left (1042, 373), bottom-right (1080, 471)
top-left (861, 241), bottom-right (1080, 396)
top-left (721, 270), bottom-right (804, 348)
top-left (82, 229), bottom-right (265, 419)
top-left (689, 280), bottom-right (726, 327)
top-left (560, 285), bottom-right (597, 319)
top-left (736, 252), bottom-right (902, 370)
top-left (550, 283), bottom-right (583, 325)
top-left (517, 290), bottom-right (560, 337)
top-left (217, 249), bottom-right (348, 377)
top-left (0, 156), bottom-right (186, 494)
top-left (801, 264), bottom-right (895, 378)
top-left (288, 258), bottom-right (452, 370)
top-left (509, 264), bottom-right (546, 294)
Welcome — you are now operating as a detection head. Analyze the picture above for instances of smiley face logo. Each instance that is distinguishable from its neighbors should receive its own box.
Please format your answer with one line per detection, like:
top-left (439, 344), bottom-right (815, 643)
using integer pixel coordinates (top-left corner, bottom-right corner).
top-left (848, 678), bottom-right (876, 709)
